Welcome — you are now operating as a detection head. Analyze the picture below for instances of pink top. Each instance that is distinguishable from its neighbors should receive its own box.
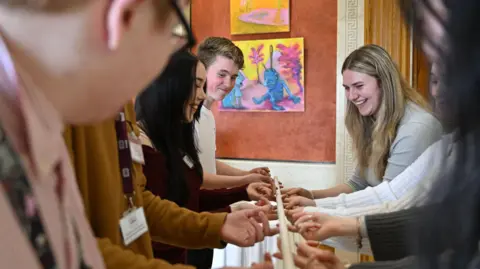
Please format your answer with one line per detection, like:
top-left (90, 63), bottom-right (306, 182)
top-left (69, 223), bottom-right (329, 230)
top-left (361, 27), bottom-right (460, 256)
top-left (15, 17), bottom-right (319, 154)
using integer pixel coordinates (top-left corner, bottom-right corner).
top-left (0, 36), bottom-right (105, 268)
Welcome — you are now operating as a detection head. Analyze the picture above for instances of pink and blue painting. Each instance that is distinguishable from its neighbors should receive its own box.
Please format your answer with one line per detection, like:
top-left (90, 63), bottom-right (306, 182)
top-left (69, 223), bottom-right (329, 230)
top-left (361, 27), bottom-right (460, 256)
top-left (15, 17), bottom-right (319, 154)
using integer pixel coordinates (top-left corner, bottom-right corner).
top-left (220, 37), bottom-right (305, 112)
top-left (230, 0), bottom-right (290, 35)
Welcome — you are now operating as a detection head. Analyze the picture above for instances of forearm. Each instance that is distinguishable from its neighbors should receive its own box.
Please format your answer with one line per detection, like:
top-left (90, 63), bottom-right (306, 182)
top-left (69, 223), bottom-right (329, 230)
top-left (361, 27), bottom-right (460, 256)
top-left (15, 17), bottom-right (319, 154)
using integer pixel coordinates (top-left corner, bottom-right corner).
top-left (142, 190), bottom-right (227, 249)
top-left (202, 172), bottom-right (247, 189)
top-left (311, 183), bottom-right (354, 199)
top-left (216, 160), bottom-right (248, 176)
top-left (97, 238), bottom-right (194, 269)
top-left (305, 190), bottom-right (419, 218)
top-left (315, 181), bottom-right (407, 210)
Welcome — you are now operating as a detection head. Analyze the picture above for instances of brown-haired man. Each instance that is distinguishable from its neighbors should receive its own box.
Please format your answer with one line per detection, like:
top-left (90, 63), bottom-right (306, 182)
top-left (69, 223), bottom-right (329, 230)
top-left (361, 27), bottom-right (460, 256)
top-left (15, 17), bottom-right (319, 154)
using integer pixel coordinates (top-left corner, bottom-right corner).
top-left (190, 37), bottom-right (273, 269)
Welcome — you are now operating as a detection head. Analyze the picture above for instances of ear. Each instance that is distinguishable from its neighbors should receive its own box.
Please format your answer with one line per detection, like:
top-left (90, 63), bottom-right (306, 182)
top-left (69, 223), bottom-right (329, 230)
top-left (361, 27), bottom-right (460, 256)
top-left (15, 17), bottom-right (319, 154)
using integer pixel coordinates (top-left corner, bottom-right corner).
top-left (106, 0), bottom-right (139, 50)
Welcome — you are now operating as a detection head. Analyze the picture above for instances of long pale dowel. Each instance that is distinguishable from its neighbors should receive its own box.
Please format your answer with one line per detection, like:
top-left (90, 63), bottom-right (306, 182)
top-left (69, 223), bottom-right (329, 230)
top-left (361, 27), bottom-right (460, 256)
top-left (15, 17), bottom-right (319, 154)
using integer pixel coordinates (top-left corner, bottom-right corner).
top-left (274, 176), bottom-right (295, 269)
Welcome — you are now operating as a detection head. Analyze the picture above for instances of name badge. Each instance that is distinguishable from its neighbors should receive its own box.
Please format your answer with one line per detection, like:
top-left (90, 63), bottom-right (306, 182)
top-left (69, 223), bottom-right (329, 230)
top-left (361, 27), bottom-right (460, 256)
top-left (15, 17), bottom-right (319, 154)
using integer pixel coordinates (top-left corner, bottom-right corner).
top-left (129, 132), bottom-right (145, 164)
top-left (183, 155), bottom-right (194, 169)
top-left (119, 207), bottom-right (148, 246)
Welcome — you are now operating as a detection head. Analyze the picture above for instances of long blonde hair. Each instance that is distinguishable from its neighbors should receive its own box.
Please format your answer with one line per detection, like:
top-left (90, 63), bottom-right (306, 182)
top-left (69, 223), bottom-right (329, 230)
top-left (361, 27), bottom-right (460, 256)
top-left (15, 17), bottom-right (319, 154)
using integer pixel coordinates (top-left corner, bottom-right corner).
top-left (343, 44), bottom-right (429, 178)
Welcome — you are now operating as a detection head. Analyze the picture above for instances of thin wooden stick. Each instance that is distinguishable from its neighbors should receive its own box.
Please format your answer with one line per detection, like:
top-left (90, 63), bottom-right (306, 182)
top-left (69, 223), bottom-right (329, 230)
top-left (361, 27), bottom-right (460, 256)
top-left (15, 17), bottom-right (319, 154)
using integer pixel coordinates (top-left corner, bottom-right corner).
top-left (274, 176), bottom-right (295, 269)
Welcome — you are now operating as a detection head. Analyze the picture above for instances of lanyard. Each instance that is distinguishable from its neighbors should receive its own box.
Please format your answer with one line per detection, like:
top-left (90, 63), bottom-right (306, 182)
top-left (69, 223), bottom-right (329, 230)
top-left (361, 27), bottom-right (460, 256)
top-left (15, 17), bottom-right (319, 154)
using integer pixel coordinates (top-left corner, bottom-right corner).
top-left (114, 112), bottom-right (135, 199)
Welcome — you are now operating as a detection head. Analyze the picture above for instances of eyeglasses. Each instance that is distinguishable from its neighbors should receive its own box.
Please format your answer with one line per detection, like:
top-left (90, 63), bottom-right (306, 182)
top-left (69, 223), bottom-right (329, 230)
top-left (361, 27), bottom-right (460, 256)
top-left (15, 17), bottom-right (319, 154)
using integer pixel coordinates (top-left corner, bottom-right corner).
top-left (171, 0), bottom-right (196, 51)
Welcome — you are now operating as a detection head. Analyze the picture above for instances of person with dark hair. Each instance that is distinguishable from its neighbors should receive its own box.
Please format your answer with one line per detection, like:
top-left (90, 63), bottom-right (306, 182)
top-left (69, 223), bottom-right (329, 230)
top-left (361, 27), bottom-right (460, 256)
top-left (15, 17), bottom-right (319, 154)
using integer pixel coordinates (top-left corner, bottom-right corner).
top-left (135, 50), bottom-right (275, 266)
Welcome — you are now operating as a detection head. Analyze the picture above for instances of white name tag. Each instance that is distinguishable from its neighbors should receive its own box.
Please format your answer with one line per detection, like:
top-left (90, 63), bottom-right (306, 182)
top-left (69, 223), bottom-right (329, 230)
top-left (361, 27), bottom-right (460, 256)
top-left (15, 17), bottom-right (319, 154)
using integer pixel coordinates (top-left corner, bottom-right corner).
top-left (119, 207), bottom-right (148, 246)
top-left (129, 132), bottom-right (145, 164)
top-left (183, 155), bottom-right (194, 169)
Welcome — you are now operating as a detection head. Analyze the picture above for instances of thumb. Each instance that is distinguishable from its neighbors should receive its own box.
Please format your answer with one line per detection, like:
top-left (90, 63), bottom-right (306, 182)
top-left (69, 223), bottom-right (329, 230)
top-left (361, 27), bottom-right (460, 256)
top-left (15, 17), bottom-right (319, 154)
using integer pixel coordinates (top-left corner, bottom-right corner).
top-left (243, 208), bottom-right (263, 218)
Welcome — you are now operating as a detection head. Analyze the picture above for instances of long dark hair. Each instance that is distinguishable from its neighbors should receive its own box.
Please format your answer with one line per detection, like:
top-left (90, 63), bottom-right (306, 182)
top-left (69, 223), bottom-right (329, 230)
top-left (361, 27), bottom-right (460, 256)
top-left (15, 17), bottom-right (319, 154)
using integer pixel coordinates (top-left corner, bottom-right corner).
top-left (135, 50), bottom-right (203, 206)
top-left (400, 0), bottom-right (480, 268)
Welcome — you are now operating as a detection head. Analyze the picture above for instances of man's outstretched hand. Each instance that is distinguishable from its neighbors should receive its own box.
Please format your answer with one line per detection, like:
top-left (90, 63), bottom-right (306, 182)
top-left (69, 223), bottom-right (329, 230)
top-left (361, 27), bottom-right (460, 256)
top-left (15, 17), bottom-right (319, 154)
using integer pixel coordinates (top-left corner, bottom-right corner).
top-left (220, 207), bottom-right (279, 247)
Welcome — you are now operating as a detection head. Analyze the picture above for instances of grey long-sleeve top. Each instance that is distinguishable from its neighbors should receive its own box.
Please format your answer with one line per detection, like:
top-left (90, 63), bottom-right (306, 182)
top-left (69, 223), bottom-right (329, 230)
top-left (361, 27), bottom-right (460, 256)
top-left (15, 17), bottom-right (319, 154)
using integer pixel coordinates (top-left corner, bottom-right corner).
top-left (346, 102), bottom-right (443, 191)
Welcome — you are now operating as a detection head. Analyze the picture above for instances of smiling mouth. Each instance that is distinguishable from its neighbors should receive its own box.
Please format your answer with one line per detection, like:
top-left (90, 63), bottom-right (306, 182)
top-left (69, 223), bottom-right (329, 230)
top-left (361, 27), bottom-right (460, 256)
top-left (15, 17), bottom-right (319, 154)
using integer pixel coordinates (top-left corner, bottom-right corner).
top-left (191, 104), bottom-right (200, 111)
top-left (353, 99), bottom-right (366, 106)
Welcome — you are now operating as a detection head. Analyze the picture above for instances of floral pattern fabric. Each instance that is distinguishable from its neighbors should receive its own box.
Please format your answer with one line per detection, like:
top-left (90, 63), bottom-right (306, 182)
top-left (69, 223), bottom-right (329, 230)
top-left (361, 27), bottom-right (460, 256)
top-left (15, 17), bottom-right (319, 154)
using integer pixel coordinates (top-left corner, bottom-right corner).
top-left (0, 125), bottom-right (90, 269)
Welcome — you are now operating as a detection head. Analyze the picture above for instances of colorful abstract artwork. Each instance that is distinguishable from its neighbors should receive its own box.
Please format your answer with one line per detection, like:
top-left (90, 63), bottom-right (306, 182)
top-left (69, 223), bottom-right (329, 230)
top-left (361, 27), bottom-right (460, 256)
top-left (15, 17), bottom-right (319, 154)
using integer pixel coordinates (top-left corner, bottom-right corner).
top-left (220, 38), bottom-right (305, 112)
top-left (230, 0), bottom-right (290, 35)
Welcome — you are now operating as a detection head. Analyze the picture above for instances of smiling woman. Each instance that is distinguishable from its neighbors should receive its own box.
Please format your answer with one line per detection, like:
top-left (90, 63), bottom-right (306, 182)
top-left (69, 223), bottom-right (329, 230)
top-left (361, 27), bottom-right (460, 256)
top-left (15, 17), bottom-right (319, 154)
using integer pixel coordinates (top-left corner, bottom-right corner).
top-left (134, 50), bottom-right (271, 264)
top-left (135, 50), bottom-right (207, 208)
top-left (184, 60), bottom-right (207, 122)
top-left (281, 44), bottom-right (443, 211)
top-left (342, 44), bottom-right (433, 182)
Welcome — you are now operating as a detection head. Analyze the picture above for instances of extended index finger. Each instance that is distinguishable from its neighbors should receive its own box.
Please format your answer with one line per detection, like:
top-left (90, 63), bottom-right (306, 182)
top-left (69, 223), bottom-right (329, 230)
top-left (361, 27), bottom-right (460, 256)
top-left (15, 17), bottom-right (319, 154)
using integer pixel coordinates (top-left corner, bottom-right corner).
top-left (260, 211), bottom-right (279, 236)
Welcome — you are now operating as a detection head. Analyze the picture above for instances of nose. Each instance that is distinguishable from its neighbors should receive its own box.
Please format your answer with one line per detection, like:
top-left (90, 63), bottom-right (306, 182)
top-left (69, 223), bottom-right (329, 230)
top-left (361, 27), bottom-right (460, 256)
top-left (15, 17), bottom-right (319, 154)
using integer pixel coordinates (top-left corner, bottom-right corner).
top-left (346, 89), bottom-right (358, 101)
top-left (197, 87), bottom-right (207, 101)
top-left (224, 77), bottom-right (233, 89)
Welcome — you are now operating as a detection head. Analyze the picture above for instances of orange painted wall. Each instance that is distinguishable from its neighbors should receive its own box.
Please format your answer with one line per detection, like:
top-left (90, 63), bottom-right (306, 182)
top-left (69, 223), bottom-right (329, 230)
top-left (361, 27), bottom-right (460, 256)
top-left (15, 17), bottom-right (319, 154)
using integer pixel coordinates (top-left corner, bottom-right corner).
top-left (192, 0), bottom-right (337, 162)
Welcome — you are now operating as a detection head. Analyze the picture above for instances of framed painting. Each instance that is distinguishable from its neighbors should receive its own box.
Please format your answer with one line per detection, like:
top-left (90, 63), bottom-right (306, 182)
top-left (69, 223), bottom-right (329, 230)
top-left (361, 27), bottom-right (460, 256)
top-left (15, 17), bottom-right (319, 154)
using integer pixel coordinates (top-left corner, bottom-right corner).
top-left (230, 0), bottom-right (290, 35)
top-left (219, 37), bottom-right (305, 112)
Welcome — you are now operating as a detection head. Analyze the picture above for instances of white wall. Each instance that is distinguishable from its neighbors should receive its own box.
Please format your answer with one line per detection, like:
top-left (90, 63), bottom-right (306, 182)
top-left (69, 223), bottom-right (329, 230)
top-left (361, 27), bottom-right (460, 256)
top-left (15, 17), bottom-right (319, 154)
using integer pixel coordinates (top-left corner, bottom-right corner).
top-left (218, 159), bottom-right (337, 190)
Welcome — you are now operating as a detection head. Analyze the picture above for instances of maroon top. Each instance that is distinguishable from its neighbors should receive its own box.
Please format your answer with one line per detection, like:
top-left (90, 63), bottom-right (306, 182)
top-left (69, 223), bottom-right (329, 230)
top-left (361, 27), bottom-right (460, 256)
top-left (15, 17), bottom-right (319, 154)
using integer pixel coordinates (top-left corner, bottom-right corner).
top-left (141, 145), bottom-right (250, 264)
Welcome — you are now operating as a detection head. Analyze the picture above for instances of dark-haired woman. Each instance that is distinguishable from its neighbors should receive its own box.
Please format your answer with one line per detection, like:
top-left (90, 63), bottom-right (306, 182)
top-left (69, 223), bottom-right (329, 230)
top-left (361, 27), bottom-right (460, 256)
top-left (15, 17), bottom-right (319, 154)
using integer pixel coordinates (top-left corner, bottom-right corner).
top-left (135, 50), bottom-right (272, 265)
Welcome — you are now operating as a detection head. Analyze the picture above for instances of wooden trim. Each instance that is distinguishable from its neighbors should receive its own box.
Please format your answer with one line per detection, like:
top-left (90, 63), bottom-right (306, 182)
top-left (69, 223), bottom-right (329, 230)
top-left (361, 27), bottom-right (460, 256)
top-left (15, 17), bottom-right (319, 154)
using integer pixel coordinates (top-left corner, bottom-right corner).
top-left (412, 44), bottom-right (431, 99)
top-left (364, 0), bottom-right (411, 82)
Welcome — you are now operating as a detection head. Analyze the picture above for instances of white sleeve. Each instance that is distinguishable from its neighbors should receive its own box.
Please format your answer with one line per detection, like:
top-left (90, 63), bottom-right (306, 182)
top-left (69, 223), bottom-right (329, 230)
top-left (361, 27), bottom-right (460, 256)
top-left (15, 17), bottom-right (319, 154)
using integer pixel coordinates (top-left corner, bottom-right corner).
top-left (314, 140), bottom-right (439, 209)
top-left (306, 187), bottom-right (423, 216)
top-left (303, 153), bottom-right (443, 254)
top-left (306, 187), bottom-right (430, 255)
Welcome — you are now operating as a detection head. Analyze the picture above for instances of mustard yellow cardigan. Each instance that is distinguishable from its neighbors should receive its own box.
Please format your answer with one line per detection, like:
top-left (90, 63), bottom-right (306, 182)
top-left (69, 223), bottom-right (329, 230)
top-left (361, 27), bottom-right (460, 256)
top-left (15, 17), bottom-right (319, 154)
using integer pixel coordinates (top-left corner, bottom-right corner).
top-left (64, 102), bottom-right (227, 269)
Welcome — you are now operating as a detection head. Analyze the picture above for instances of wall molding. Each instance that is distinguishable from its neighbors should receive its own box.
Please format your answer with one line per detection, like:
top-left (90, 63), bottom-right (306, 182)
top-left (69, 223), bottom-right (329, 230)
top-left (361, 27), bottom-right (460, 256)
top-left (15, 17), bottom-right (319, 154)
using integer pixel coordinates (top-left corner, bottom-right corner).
top-left (335, 0), bottom-right (365, 185)
top-left (219, 158), bottom-right (337, 190)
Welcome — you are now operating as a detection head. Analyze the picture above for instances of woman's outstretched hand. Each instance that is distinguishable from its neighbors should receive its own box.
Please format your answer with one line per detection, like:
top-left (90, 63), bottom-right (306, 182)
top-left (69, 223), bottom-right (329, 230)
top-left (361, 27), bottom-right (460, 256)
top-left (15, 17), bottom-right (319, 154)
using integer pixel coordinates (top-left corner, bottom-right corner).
top-left (290, 211), bottom-right (357, 241)
top-left (273, 238), bottom-right (344, 269)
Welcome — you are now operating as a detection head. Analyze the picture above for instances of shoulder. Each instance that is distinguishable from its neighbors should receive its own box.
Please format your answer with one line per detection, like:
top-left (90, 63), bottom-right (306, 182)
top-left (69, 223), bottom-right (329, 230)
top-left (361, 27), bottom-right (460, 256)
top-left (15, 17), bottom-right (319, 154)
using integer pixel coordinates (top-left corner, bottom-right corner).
top-left (198, 107), bottom-right (215, 122)
top-left (395, 103), bottom-right (443, 142)
top-left (196, 107), bottom-right (216, 132)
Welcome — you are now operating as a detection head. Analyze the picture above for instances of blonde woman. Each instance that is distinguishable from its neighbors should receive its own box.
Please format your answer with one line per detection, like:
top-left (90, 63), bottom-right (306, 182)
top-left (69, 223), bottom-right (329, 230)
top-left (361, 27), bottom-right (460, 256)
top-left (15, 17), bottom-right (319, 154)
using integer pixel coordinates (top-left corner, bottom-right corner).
top-left (283, 44), bottom-right (443, 209)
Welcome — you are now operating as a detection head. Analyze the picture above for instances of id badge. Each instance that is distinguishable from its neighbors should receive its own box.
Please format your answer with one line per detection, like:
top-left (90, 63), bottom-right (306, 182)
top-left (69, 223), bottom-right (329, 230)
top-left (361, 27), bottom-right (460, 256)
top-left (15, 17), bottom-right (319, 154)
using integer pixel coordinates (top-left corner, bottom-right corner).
top-left (129, 132), bottom-right (145, 164)
top-left (119, 207), bottom-right (149, 246)
top-left (183, 155), bottom-right (194, 169)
